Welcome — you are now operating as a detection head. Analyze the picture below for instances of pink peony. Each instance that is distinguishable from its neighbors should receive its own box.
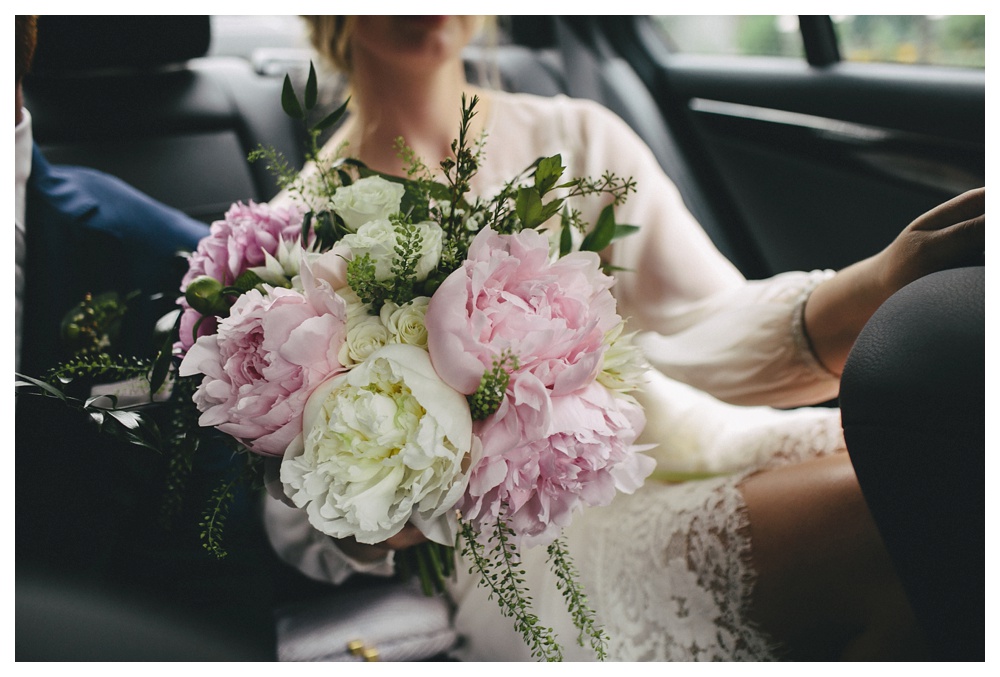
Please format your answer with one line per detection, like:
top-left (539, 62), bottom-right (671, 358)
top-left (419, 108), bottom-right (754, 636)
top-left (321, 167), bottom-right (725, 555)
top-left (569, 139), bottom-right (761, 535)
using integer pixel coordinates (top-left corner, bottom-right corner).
top-left (176, 201), bottom-right (304, 353)
top-left (426, 227), bottom-right (620, 400)
top-left (178, 277), bottom-right (348, 457)
top-left (459, 382), bottom-right (654, 548)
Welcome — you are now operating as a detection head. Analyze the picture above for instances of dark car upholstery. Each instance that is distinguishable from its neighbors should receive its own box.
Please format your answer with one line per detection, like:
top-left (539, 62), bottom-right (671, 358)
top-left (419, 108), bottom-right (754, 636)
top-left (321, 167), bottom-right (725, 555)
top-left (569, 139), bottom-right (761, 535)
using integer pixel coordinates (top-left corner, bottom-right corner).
top-left (24, 15), bottom-right (305, 224)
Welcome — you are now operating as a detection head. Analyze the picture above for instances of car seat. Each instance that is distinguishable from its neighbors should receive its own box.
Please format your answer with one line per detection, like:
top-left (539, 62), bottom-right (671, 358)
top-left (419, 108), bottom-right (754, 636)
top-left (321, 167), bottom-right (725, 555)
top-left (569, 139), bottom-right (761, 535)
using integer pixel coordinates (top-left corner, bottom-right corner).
top-left (23, 15), bottom-right (306, 225)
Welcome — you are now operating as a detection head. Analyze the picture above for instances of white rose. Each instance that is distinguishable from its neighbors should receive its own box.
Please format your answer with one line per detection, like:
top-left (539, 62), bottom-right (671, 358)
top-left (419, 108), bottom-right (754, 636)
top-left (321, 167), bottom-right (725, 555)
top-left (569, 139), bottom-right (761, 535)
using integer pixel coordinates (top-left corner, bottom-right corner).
top-left (381, 297), bottom-right (430, 347)
top-left (340, 219), bottom-right (397, 280)
top-left (280, 344), bottom-right (474, 545)
top-left (341, 219), bottom-right (444, 283)
top-left (412, 221), bottom-right (443, 282)
top-left (330, 176), bottom-right (405, 232)
top-left (339, 313), bottom-right (389, 366)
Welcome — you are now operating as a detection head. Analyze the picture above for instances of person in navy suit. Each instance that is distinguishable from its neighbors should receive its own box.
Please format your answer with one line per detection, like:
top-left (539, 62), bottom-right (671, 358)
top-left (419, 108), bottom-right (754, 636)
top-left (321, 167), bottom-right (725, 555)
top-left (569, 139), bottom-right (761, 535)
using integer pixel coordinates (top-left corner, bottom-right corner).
top-left (15, 16), bottom-right (281, 659)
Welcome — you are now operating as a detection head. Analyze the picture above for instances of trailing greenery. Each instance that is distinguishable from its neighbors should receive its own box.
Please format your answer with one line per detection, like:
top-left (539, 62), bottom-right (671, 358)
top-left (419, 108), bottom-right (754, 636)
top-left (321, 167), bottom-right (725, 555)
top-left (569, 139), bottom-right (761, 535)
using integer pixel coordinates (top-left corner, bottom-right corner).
top-left (157, 374), bottom-right (201, 529)
top-left (547, 536), bottom-right (609, 659)
top-left (460, 517), bottom-right (564, 662)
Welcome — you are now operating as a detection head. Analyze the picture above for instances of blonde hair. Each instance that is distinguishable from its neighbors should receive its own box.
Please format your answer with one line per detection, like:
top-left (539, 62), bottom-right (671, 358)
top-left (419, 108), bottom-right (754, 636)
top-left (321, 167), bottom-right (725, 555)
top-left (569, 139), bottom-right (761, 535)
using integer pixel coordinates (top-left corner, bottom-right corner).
top-left (302, 16), bottom-right (357, 73)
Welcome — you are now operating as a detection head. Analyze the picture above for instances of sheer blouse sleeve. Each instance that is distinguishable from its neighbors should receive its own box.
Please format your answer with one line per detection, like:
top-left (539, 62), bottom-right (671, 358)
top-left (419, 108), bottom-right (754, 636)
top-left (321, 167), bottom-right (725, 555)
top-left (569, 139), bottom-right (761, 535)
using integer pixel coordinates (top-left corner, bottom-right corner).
top-left (544, 95), bottom-right (840, 407)
top-left (264, 498), bottom-right (395, 585)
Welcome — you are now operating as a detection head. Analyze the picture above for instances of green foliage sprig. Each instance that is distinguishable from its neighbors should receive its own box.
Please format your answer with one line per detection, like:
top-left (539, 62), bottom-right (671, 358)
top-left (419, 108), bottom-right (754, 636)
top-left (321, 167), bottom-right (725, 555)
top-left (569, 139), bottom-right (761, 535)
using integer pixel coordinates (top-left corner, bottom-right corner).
top-left (157, 374), bottom-right (201, 529)
top-left (44, 353), bottom-right (154, 389)
top-left (460, 517), bottom-right (564, 662)
top-left (547, 537), bottom-right (609, 659)
top-left (469, 350), bottom-right (519, 420)
top-left (199, 448), bottom-right (265, 559)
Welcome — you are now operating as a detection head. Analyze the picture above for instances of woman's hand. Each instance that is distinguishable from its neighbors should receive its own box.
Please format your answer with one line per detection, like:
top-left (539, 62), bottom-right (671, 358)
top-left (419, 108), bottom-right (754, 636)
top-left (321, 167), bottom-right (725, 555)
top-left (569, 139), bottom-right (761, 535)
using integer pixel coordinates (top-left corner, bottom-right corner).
top-left (334, 524), bottom-right (429, 563)
top-left (877, 187), bottom-right (985, 295)
top-left (805, 187), bottom-right (985, 376)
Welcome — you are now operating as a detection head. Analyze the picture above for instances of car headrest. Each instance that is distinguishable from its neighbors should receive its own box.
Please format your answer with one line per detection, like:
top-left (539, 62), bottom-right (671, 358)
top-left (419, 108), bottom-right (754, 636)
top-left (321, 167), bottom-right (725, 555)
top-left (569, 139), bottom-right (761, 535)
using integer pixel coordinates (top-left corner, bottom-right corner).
top-left (30, 15), bottom-right (211, 75)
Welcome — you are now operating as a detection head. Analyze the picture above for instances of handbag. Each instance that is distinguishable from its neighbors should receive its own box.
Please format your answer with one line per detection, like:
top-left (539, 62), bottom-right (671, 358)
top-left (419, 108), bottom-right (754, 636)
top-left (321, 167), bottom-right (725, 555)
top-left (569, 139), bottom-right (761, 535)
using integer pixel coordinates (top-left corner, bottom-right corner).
top-left (275, 579), bottom-right (458, 662)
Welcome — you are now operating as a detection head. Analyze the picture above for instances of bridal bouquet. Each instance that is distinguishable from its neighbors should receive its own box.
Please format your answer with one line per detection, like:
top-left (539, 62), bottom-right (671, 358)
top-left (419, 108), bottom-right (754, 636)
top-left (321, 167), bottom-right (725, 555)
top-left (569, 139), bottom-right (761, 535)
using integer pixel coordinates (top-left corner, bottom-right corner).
top-left (21, 69), bottom-right (654, 661)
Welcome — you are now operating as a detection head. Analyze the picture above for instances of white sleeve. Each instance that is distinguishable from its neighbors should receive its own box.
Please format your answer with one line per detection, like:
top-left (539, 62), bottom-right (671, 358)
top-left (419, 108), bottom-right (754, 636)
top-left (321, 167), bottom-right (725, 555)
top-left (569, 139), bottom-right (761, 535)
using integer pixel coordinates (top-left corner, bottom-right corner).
top-left (568, 99), bottom-right (840, 407)
top-left (264, 497), bottom-right (395, 585)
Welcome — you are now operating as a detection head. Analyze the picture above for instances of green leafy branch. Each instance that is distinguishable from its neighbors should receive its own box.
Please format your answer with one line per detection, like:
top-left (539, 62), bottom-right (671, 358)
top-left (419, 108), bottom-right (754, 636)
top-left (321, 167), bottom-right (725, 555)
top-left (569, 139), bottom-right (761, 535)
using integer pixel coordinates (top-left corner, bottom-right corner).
top-left (199, 450), bottom-right (264, 559)
top-left (15, 368), bottom-right (164, 453)
top-left (251, 61), bottom-right (352, 213)
top-left (388, 217), bottom-right (425, 303)
top-left (546, 536), bottom-right (609, 660)
top-left (157, 374), bottom-right (201, 528)
top-left (346, 252), bottom-right (390, 310)
top-left (43, 353), bottom-right (153, 390)
top-left (460, 517), bottom-right (564, 662)
top-left (439, 94), bottom-right (485, 241)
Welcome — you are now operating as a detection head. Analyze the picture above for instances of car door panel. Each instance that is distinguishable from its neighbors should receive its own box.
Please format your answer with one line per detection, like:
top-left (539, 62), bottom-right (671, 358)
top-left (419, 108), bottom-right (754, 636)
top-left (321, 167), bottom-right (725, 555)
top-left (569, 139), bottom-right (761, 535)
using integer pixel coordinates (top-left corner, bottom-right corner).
top-left (599, 17), bottom-right (984, 277)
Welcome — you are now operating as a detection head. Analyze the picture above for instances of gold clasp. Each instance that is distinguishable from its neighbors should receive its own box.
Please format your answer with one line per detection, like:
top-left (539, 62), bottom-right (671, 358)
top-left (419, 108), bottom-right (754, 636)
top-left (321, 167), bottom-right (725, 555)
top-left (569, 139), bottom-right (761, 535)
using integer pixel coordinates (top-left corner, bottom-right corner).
top-left (347, 639), bottom-right (380, 662)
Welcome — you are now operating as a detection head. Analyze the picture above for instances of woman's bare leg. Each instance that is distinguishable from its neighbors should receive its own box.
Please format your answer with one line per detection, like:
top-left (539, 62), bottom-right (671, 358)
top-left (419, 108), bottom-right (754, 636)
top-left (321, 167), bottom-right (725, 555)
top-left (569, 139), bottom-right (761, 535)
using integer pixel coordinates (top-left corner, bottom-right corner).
top-left (740, 451), bottom-right (925, 660)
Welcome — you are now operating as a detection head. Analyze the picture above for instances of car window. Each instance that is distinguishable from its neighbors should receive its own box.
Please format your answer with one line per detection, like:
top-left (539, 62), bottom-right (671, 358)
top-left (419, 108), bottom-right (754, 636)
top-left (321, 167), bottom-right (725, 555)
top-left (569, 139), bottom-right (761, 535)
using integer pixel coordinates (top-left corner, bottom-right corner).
top-left (650, 15), bottom-right (984, 68)
top-left (651, 15), bottom-right (804, 58)
top-left (832, 15), bottom-right (985, 68)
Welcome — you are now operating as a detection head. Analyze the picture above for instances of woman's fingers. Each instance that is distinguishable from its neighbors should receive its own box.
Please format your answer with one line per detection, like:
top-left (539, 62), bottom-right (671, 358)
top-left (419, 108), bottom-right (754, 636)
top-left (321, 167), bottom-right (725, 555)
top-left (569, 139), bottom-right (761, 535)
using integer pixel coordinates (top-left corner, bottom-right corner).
top-left (382, 524), bottom-right (428, 550)
top-left (908, 187), bottom-right (984, 233)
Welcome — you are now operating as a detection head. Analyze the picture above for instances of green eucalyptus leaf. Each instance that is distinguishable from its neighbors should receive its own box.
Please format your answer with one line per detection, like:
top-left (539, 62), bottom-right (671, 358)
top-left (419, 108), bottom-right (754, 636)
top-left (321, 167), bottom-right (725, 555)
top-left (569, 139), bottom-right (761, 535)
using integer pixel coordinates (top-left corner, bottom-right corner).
top-left (14, 373), bottom-right (68, 401)
top-left (304, 61), bottom-right (318, 111)
top-left (301, 210), bottom-right (313, 246)
top-left (534, 154), bottom-right (565, 195)
top-left (314, 97), bottom-right (350, 132)
top-left (281, 74), bottom-right (304, 120)
top-left (612, 224), bottom-right (640, 241)
top-left (515, 187), bottom-right (544, 229)
top-left (107, 409), bottom-right (143, 431)
top-left (580, 204), bottom-right (617, 252)
top-left (559, 211), bottom-right (573, 257)
top-left (537, 198), bottom-right (564, 227)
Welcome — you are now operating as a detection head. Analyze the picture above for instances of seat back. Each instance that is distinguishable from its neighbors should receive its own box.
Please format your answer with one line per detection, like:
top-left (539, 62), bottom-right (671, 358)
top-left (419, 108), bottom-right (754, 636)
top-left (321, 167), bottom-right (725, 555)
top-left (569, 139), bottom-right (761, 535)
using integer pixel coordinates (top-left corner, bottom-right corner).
top-left (24, 16), bottom-right (305, 224)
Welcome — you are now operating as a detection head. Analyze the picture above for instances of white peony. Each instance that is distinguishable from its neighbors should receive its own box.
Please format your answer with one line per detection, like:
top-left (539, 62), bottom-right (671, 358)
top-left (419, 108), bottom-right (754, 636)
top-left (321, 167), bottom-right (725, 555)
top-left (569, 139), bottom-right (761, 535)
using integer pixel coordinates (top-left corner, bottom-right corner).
top-left (280, 344), bottom-right (475, 545)
top-left (330, 176), bottom-right (405, 232)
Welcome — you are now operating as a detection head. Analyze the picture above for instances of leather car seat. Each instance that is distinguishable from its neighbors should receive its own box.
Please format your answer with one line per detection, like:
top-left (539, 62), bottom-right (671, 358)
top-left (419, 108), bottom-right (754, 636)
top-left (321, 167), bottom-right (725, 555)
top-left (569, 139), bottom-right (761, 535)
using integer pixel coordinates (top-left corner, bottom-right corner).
top-left (24, 15), bottom-right (305, 224)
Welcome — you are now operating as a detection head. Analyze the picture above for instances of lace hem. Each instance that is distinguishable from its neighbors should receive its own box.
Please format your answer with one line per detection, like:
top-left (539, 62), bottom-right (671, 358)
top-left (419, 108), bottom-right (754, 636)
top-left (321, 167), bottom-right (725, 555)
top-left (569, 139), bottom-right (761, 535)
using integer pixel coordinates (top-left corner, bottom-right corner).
top-left (569, 406), bottom-right (845, 660)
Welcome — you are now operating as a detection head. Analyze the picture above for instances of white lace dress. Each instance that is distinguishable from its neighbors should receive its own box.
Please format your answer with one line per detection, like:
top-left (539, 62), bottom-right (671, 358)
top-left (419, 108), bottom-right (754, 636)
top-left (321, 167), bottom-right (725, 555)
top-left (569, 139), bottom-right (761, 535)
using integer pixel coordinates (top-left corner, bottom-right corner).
top-left (265, 91), bottom-right (847, 661)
